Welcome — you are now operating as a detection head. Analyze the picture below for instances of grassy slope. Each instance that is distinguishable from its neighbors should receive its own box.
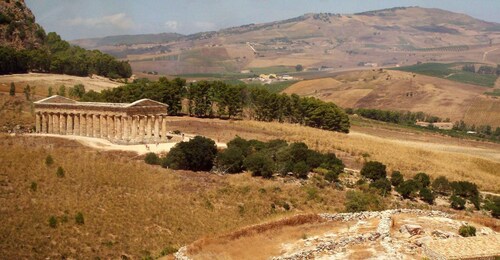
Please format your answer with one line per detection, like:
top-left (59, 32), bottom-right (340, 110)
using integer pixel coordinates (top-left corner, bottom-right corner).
top-left (0, 135), bottom-right (345, 259)
top-left (392, 63), bottom-right (498, 87)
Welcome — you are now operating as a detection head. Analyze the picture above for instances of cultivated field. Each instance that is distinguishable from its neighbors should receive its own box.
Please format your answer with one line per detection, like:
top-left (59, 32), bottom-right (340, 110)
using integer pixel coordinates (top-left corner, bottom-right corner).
top-left (284, 70), bottom-right (500, 127)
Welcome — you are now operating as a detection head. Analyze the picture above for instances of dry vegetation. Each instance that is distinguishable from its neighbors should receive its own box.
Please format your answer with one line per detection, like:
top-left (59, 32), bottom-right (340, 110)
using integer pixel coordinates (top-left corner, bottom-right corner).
top-left (0, 135), bottom-right (346, 258)
top-left (285, 70), bottom-right (500, 127)
top-left (163, 117), bottom-right (500, 192)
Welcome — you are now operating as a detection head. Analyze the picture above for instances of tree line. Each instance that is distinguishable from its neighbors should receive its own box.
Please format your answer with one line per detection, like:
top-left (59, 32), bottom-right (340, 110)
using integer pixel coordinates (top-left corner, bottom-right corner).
top-left (347, 108), bottom-right (444, 124)
top-left (80, 78), bottom-right (350, 133)
top-left (0, 32), bottom-right (132, 78)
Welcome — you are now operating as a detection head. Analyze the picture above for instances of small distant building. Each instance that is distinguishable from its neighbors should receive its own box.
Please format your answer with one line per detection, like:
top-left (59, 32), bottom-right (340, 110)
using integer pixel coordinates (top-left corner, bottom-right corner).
top-left (281, 75), bottom-right (294, 80)
top-left (259, 74), bottom-right (277, 80)
top-left (240, 70), bottom-right (251, 74)
top-left (467, 131), bottom-right (477, 134)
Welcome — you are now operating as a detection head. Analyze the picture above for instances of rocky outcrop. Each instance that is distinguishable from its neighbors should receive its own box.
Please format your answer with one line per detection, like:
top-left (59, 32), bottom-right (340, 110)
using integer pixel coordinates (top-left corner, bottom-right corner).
top-left (0, 0), bottom-right (45, 50)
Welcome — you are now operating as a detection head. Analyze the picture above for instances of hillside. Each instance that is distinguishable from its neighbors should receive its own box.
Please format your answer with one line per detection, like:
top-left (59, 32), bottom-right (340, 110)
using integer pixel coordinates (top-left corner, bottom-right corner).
top-left (0, 0), bottom-right (45, 50)
top-left (284, 69), bottom-right (500, 127)
top-left (70, 7), bottom-right (500, 75)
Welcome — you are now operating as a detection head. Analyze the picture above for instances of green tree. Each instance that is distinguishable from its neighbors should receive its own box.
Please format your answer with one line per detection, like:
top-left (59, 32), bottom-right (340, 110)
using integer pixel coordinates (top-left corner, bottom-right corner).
top-left (216, 146), bottom-right (245, 173)
top-left (419, 188), bottom-right (434, 204)
top-left (432, 176), bottom-right (451, 195)
top-left (344, 190), bottom-right (384, 212)
top-left (369, 178), bottom-right (392, 196)
top-left (23, 84), bottom-right (31, 100)
top-left (48, 86), bottom-right (53, 96)
top-left (390, 171), bottom-right (404, 187)
top-left (413, 172), bottom-right (430, 189)
top-left (293, 161), bottom-right (310, 179)
top-left (295, 64), bottom-right (304, 72)
top-left (9, 82), bottom-right (15, 96)
top-left (360, 161), bottom-right (387, 181)
top-left (162, 136), bottom-right (217, 171)
top-left (396, 180), bottom-right (419, 199)
top-left (144, 152), bottom-right (160, 165)
top-left (459, 225), bottom-right (476, 237)
top-left (57, 85), bottom-right (66, 96)
top-left (68, 84), bottom-right (85, 99)
top-left (45, 155), bottom-right (54, 166)
top-left (450, 194), bottom-right (466, 210)
top-left (244, 152), bottom-right (274, 178)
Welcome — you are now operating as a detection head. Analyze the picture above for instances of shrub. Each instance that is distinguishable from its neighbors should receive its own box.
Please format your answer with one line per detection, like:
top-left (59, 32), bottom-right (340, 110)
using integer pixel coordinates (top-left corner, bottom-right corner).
top-left (483, 196), bottom-right (500, 218)
top-left (369, 178), bottom-right (392, 196)
top-left (390, 171), bottom-right (404, 187)
top-left (451, 181), bottom-right (479, 199)
top-left (56, 167), bottom-right (65, 178)
top-left (162, 136), bottom-right (217, 171)
top-left (9, 82), bottom-right (15, 96)
top-left (413, 172), bottom-right (430, 188)
top-left (159, 245), bottom-right (178, 256)
top-left (75, 212), bottom-right (84, 225)
top-left (244, 152), bottom-right (274, 178)
top-left (293, 161), bottom-right (310, 179)
top-left (450, 194), bottom-right (466, 210)
top-left (45, 155), bottom-right (54, 166)
top-left (216, 146), bottom-right (245, 173)
top-left (344, 190), bottom-right (383, 212)
top-left (396, 180), bottom-right (419, 199)
top-left (432, 176), bottom-right (451, 195)
top-left (49, 216), bottom-right (57, 228)
top-left (227, 136), bottom-right (252, 156)
top-left (459, 225), bottom-right (476, 237)
top-left (144, 152), bottom-right (160, 165)
top-left (288, 142), bottom-right (309, 162)
top-left (324, 170), bottom-right (339, 183)
top-left (360, 161), bottom-right (386, 181)
top-left (419, 188), bottom-right (435, 204)
top-left (30, 181), bottom-right (37, 192)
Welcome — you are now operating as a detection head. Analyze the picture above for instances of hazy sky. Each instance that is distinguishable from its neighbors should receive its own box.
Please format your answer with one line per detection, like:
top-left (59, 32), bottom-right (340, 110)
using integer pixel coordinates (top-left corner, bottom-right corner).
top-left (25, 0), bottom-right (500, 40)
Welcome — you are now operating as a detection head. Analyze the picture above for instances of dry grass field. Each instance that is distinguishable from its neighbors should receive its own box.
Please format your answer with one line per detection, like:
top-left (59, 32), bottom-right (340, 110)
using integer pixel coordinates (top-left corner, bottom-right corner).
top-left (0, 73), bottom-right (123, 96)
top-left (0, 135), bottom-right (346, 259)
top-left (285, 70), bottom-right (500, 127)
top-left (162, 117), bottom-right (500, 192)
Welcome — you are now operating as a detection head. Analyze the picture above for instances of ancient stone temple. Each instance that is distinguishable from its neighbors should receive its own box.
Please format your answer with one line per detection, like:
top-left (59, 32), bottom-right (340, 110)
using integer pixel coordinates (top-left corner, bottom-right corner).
top-left (34, 95), bottom-right (170, 144)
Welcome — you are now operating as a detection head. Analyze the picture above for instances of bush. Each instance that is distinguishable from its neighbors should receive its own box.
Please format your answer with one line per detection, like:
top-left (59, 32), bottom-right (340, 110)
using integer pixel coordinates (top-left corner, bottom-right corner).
top-left (293, 161), bottom-right (310, 179)
top-left (162, 136), bottom-right (217, 171)
top-left (75, 212), bottom-right (84, 225)
top-left (9, 82), bottom-right (15, 96)
top-left (244, 152), bottom-right (274, 178)
top-left (483, 196), bottom-right (500, 218)
top-left (450, 194), bottom-right (466, 210)
top-left (49, 216), bottom-right (57, 228)
top-left (30, 181), bottom-right (37, 192)
top-left (360, 161), bottom-right (386, 181)
top-left (419, 187), bottom-right (435, 204)
top-left (369, 178), bottom-right (392, 196)
top-left (216, 146), bottom-right (245, 173)
top-left (458, 224), bottom-right (476, 237)
top-left (324, 170), bottom-right (339, 183)
top-left (344, 190), bottom-right (384, 212)
top-left (144, 152), bottom-right (160, 165)
top-left (226, 136), bottom-right (252, 156)
top-left (396, 180), bottom-right (419, 199)
top-left (159, 245), bottom-right (178, 256)
top-left (45, 155), bottom-right (54, 166)
top-left (451, 181), bottom-right (479, 199)
top-left (432, 176), bottom-right (451, 195)
top-left (413, 172), bottom-right (430, 188)
top-left (390, 171), bottom-right (404, 187)
top-left (56, 167), bottom-right (65, 178)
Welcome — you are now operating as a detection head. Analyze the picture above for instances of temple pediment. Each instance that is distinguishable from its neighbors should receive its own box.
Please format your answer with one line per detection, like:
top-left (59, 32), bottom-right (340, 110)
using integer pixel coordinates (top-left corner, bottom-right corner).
top-left (34, 95), bottom-right (77, 104)
top-left (126, 99), bottom-right (168, 108)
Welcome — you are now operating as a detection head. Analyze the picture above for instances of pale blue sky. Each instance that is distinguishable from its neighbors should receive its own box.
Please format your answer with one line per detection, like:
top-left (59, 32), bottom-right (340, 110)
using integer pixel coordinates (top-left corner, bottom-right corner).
top-left (25, 0), bottom-right (500, 40)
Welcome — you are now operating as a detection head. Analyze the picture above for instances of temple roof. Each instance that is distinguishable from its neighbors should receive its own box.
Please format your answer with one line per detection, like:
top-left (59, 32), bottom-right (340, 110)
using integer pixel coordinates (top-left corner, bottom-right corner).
top-left (34, 95), bottom-right (168, 108)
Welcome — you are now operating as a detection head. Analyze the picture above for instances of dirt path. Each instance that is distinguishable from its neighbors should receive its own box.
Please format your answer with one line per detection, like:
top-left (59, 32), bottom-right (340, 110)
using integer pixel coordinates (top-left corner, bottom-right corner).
top-left (26, 133), bottom-right (227, 155)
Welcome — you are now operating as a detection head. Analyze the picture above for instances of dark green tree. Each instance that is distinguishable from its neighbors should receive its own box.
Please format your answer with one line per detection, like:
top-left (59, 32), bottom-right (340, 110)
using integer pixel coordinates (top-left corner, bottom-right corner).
top-left (432, 176), bottom-right (451, 195)
top-left (216, 146), bottom-right (245, 173)
top-left (162, 136), bottom-right (217, 171)
top-left (413, 172), bottom-right (431, 189)
top-left (369, 178), bottom-right (392, 196)
top-left (419, 188), bottom-right (435, 204)
top-left (244, 152), bottom-right (274, 178)
top-left (390, 171), bottom-right (404, 187)
top-left (396, 180), bottom-right (419, 199)
top-left (360, 161), bottom-right (387, 181)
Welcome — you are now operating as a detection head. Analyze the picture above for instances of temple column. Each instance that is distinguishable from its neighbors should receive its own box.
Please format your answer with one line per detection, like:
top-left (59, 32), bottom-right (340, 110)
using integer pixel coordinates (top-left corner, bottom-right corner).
top-left (86, 114), bottom-right (93, 137)
top-left (67, 114), bottom-right (73, 135)
top-left (131, 116), bottom-right (138, 142)
top-left (80, 114), bottom-right (86, 136)
top-left (122, 116), bottom-right (129, 141)
top-left (48, 113), bottom-right (53, 134)
top-left (53, 113), bottom-right (59, 134)
top-left (107, 115), bottom-right (114, 140)
top-left (60, 113), bottom-right (66, 135)
top-left (153, 115), bottom-right (160, 142)
top-left (35, 113), bottom-right (41, 133)
top-left (73, 114), bottom-right (80, 136)
top-left (146, 116), bottom-right (152, 141)
top-left (41, 113), bottom-right (47, 133)
top-left (138, 116), bottom-right (145, 143)
top-left (93, 114), bottom-right (100, 138)
top-left (115, 116), bottom-right (122, 140)
top-left (100, 114), bottom-right (107, 138)
top-left (161, 115), bottom-right (167, 142)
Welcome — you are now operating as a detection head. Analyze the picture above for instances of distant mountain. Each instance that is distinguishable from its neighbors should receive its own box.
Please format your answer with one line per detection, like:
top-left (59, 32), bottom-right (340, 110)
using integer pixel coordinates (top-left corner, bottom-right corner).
top-left (71, 7), bottom-right (500, 75)
top-left (0, 0), bottom-right (45, 50)
top-left (71, 33), bottom-right (184, 49)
